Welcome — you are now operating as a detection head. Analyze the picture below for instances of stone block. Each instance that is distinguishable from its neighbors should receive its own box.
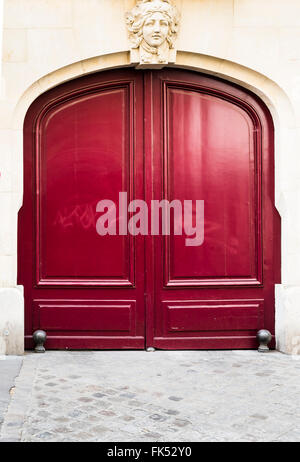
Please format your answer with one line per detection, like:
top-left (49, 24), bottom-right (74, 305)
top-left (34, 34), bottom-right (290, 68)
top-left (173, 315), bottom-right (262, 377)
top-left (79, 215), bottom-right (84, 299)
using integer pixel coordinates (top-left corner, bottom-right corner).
top-left (2, 28), bottom-right (28, 63)
top-left (4, 0), bottom-right (72, 29)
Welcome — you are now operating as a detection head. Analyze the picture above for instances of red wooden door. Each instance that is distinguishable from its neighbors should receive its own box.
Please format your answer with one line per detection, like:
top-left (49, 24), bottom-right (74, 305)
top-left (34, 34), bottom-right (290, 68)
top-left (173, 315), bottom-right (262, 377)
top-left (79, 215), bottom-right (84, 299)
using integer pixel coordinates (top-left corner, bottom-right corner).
top-left (19, 68), bottom-right (280, 350)
top-left (20, 70), bottom-right (146, 349)
top-left (146, 69), bottom-right (280, 349)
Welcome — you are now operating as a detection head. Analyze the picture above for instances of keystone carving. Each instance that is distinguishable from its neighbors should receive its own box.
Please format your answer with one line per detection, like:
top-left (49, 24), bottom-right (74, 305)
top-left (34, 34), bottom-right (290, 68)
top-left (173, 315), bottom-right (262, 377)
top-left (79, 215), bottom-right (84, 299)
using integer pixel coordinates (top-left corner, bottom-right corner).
top-left (126, 0), bottom-right (179, 68)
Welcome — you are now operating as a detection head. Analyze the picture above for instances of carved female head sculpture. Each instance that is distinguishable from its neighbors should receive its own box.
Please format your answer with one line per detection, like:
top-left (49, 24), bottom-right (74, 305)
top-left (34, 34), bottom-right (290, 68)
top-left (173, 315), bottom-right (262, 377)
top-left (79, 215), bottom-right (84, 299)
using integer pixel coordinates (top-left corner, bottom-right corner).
top-left (126, 0), bottom-right (179, 67)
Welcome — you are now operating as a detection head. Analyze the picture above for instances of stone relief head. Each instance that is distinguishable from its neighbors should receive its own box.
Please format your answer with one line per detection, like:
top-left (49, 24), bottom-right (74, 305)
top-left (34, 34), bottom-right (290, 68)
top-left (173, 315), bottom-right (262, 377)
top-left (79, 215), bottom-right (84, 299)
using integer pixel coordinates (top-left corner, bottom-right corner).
top-left (126, 0), bottom-right (179, 67)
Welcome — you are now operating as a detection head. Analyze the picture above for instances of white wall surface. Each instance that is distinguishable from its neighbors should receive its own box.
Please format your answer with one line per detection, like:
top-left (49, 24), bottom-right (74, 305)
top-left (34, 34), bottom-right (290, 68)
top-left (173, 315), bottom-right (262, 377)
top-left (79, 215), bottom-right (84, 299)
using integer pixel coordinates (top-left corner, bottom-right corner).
top-left (0, 0), bottom-right (300, 354)
top-left (0, 1), bottom-right (3, 100)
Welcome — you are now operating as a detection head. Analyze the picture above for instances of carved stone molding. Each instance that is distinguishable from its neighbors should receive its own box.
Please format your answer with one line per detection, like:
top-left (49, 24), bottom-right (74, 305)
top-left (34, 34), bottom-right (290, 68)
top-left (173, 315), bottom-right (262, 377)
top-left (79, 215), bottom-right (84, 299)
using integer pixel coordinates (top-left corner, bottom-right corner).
top-left (126, 0), bottom-right (179, 69)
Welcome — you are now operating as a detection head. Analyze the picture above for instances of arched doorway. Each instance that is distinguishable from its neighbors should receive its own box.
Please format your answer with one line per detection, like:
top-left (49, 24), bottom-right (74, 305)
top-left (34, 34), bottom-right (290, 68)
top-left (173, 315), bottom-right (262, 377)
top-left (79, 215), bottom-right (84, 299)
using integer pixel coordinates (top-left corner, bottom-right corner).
top-left (18, 68), bottom-right (280, 350)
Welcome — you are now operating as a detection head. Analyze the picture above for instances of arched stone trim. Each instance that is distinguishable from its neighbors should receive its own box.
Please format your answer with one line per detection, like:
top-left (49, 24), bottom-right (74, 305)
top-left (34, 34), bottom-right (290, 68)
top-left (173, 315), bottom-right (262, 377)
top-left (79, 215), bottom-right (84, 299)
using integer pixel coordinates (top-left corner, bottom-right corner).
top-left (13, 51), bottom-right (295, 130)
top-left (12, 51), bottom-right (296, 208)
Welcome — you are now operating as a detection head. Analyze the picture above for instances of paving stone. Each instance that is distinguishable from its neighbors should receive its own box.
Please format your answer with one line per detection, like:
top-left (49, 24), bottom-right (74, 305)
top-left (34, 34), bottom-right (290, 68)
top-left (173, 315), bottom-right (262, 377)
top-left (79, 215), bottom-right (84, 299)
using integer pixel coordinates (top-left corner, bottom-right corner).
top-left (174, 418), bottom-right (191, 427)
top-left (120, 415), bottom-right (135, 421)
top-left (149, 414), bottom-right (167, 421)
top-left (91, 425), bottom-right (112, 435)
top-left (127, 400), bottom-right (144, 407)
top-left (99, 410), bottom-right (116, 417)
top-left (36, 431), bottom-right (54, 439)
top-left (250, 413), bottom-right (268, 420)
top-left (67, 409), bottom-right (85, 418)
top-left (78, 397), bottom-right (93, 402)
top-left (72, 432), bottom-right (95, 441)
top-left (165, 409), bottom-right (180, 415)
top-left (142, 431), bottom-right (162, 439)
top-left (93, 393), bottom-right (106, 398)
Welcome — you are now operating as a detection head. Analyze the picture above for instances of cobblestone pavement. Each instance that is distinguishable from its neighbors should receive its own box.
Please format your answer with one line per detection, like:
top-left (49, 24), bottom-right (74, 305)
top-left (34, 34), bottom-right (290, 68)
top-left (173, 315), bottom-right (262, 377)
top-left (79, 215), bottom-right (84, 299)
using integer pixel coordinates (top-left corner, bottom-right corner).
top-left (0, 350), bottom-right (299, 442)
top-left (0, 356), bottom-right (23, 435)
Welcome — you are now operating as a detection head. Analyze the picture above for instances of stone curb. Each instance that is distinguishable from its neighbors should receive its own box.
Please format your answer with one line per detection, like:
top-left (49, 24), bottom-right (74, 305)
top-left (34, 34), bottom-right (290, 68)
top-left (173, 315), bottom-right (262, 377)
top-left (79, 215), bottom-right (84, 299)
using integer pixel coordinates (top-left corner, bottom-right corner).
top-left (0, 354), bottom-right (38, 442)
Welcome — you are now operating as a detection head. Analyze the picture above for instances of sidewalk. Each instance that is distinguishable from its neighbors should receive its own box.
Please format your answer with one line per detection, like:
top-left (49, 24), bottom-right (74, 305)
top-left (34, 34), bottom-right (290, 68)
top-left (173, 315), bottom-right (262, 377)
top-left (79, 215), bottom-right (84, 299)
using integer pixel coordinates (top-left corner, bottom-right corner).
top-left (0, 356), bottom-right (23, 440)
top-left (0, 350), bottom-right (299, 442)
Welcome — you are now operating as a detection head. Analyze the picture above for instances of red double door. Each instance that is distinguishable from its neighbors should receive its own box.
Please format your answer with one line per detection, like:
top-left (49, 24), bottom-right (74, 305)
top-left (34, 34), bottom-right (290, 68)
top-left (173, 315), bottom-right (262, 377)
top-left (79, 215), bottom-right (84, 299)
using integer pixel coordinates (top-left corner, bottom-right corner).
top-left (19, 69), bottom-right (280, 350)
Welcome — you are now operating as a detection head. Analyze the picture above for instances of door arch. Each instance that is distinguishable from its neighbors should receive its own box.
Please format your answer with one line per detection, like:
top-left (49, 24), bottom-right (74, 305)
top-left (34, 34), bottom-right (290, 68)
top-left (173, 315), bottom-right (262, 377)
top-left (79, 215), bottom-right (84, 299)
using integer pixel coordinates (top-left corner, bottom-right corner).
top-left (18, 68), bottom-right (280, 350)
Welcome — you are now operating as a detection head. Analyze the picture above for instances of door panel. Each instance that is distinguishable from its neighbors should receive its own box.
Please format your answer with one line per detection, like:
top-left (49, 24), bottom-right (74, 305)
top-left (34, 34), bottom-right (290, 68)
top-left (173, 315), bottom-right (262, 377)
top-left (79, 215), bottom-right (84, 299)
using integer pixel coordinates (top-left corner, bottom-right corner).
top-left (165, 88), bottom-right (259, 285)
top-left (33, 300), bottom-right (136, 333)
top-left (163, 300), bottom-right (264, 333)
top-left (20, 70), bottom-right (145, 349)
top-left (38, 88), bottom-right (134, 286)
top-left (149, 69), bottom-right (279, 350)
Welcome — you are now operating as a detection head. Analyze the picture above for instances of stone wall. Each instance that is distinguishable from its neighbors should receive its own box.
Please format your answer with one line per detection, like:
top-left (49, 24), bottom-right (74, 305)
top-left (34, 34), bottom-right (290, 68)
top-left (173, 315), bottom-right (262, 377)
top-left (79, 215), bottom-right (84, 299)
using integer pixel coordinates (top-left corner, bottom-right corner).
top-left (1, 0), bottom-right (300, 354)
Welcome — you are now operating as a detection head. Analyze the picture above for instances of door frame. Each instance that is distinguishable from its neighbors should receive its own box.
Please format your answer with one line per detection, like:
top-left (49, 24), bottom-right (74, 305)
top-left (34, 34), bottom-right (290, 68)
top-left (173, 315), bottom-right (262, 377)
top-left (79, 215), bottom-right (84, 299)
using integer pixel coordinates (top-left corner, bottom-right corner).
top-left (14, 52), bottom-right (289, 353)
top-left (19, 67), bottom-right (280, 350)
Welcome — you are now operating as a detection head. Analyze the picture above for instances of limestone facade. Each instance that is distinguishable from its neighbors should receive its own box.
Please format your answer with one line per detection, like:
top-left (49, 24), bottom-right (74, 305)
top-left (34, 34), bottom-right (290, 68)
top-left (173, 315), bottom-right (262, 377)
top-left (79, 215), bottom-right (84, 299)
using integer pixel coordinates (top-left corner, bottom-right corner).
top-left (1, 0), bottom-right (300, 354)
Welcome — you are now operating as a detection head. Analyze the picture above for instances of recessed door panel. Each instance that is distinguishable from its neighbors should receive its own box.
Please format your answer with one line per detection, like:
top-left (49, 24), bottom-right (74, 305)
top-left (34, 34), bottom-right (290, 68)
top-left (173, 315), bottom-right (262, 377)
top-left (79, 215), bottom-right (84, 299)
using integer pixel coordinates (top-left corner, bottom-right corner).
top-left (38, 88), bottom-right (134, 286)
top-left (166, 88), bottom-right (260, 286)
top-left (163, 300), bottom-right (264, 333)
top-left (33, 300), bottom-right (136, 333)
